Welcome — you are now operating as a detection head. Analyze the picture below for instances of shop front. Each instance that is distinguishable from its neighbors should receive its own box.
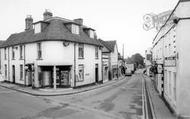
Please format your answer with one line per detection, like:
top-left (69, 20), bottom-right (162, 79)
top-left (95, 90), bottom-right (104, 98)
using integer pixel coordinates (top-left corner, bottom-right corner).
top-left (29, 65), bottom-right (72, 89)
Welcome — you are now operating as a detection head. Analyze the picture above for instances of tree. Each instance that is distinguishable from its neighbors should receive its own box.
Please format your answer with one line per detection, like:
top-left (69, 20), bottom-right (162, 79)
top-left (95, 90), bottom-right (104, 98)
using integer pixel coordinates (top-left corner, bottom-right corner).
top-left (125, 53), bottom-right (144, 68)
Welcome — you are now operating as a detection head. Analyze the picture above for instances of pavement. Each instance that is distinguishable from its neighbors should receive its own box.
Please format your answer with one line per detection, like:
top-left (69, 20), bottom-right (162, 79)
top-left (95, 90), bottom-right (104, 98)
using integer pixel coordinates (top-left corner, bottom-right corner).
top-left (0, 76), bottom-right (126, 96)
top-left (143, 74), bottom-right (177, 119)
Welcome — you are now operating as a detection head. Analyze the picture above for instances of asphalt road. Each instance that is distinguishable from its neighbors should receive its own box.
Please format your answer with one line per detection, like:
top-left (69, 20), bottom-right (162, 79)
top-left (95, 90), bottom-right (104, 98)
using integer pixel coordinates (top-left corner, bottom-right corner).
top-left (42, 74), bottom-right (143, 119)
top-left (0, 86), bottom-right (59, 119)
top-left (0, 73), bottom-right (144, 119)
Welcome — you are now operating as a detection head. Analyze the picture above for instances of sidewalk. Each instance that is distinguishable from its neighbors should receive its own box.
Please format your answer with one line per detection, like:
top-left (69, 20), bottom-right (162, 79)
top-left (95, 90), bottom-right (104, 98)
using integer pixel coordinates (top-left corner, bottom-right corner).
top-left (0, 76), bottom-right (126, 96)
top-left (143, 75), bottom-right (177, 119)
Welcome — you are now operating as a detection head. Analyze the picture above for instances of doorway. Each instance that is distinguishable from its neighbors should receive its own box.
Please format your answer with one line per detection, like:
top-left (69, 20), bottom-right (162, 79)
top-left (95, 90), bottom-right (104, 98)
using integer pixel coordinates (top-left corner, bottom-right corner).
top-left (95, 64), bottom-right (98, 83)
top-left (12, 65), bottom-right (15, 83)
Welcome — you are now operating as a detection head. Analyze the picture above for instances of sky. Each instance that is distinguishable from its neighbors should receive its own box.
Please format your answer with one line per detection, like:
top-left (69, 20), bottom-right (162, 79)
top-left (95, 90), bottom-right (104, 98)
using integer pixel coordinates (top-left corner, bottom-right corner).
top-left (0, 0), bottom-right (178, 57)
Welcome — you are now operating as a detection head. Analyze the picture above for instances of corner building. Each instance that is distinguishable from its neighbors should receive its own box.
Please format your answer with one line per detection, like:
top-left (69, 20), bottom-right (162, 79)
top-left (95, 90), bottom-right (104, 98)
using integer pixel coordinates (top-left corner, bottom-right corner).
top-left (0, 10), bottom-right (102, 89)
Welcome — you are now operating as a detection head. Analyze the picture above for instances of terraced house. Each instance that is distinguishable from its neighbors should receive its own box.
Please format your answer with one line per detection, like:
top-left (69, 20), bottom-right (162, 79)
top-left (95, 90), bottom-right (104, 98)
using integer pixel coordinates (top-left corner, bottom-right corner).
top-left (0, 10), bottom-right (102, 89)
top-left (99, 40), bottom-right (118, 82)
top-left (152, 0), bottom-right (190, 118)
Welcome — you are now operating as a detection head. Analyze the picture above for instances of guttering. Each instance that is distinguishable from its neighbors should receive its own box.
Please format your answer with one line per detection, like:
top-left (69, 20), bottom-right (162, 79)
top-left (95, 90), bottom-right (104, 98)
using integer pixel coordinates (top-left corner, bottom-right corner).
top-left (74, 43), bottom-right (76, 87)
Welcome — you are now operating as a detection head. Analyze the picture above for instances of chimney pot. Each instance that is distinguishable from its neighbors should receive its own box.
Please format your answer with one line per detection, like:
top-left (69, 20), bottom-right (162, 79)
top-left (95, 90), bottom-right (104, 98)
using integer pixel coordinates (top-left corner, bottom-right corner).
top-left (43, 9), bottom-right (53, 20)
top-left (25, 15), bottom-right (33, 31)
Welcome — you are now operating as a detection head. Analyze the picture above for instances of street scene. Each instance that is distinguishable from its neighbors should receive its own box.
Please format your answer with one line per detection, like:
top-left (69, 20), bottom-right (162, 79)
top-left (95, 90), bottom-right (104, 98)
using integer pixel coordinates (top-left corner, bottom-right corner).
top-left (1, 0), bottom-right (190, 119)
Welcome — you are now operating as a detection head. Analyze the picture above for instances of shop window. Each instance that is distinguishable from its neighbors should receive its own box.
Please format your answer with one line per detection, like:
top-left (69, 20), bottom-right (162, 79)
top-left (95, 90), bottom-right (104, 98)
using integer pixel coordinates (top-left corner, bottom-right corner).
top-left (78, 64), bottom-right (84, 82)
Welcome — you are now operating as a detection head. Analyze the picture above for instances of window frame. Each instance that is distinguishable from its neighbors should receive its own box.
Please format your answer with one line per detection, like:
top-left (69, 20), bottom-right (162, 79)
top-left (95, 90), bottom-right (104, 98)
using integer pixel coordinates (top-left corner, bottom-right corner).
top-left (4, 48), bottom-right (7, 60)
top-left (12, 46), bottom-right (15, 60)
top-left (20, 65), bottom-right (23, 80)
top-left (78, 44), bottom-right (84, 59)
top-left (71, 24), bottom-right (79, 35)
top-left (95, 46), bottom-right (99, 59)
top-left (19, 45), bottom-right (23, 60)
top-left (37, 43), bottom-right (42, 59)
top-left (77, 64), bottom-right (84, 82)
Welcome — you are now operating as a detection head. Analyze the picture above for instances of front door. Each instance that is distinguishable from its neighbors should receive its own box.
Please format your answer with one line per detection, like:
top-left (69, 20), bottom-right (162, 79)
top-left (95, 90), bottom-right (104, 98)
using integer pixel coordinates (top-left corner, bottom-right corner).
top-left (95, 64), bottom-right (98, 83)
top-left (12, 65), bottom-right (15, 83)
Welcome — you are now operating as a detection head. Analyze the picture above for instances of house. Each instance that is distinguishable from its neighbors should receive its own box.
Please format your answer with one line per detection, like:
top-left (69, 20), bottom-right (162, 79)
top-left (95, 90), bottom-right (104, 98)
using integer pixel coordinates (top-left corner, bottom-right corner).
top-left (99, 39), bottom-right (118, 82)
top-left (0, 10), bottom-right (103, 89)
top-left (151, 0), bottom-right (190, 118)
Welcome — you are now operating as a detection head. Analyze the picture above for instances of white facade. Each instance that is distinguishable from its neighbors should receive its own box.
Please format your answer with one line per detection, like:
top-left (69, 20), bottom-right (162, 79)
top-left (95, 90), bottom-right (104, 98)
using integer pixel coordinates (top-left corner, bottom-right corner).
top-left (152, 1), bottom-right (190, 117)
top-left (0, 41), bottom-right (102, 88)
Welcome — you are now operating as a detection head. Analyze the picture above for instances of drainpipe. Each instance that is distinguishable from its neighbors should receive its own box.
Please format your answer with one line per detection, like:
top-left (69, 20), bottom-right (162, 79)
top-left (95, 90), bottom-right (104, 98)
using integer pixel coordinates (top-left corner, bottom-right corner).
top-left (101, 48), bottom-right (103, 83)
top-left (24, 45), bottom-right (26, 86)
top-left (74, 43), bottom-right (76, 87)
top-left (8, 47), bottom-right (10, 82)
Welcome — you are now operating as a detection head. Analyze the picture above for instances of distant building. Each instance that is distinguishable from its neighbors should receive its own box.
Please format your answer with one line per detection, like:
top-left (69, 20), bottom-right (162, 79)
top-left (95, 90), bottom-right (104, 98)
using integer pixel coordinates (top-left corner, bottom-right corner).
top-left (151, 0), bottom-right (190, 118)
top-left (99, 39), bottom-right (118, 82)
top-left (144, 48), bottom-right (152, 76)
top-left (0, 10), bottom-right (102, 89)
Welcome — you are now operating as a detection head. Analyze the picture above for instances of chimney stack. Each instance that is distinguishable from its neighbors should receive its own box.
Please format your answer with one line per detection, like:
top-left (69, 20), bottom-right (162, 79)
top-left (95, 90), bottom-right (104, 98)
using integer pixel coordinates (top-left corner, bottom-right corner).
top-left (43, 9), bottom-right (53, 20)
top-left (74, 18), bottom-right (83, 25)
top-left (25, 15), bottom-right (33, 31)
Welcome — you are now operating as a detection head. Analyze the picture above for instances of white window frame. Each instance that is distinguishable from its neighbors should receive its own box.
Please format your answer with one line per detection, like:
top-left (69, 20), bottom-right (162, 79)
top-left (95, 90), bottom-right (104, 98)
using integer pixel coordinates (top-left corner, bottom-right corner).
top-left (71, 24), bottom-right (79, 35)
top-left (95, 46), bottom-right (99, 59)
top-left (78, 44), bottom-right (84, 59)
top-left (89, 30), bottom-right (94, 38)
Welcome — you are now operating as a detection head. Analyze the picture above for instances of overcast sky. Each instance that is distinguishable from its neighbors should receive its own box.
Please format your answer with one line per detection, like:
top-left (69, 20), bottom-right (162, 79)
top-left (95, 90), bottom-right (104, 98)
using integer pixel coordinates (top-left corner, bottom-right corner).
top-left (0, 0), bottom-right (178, 57)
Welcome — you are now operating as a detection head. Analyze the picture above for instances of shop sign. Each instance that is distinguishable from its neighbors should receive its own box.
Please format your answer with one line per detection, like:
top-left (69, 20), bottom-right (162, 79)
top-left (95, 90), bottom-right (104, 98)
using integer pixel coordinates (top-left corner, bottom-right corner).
top-left (164, 59), bottom-right (176, 67)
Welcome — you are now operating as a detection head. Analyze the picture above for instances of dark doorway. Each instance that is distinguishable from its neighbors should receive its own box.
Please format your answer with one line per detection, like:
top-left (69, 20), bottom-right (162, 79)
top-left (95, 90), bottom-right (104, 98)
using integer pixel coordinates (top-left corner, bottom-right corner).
top-left (95, 64), bottom-right (98, 83)
top-left (12, 65), bottom-right (15, 83)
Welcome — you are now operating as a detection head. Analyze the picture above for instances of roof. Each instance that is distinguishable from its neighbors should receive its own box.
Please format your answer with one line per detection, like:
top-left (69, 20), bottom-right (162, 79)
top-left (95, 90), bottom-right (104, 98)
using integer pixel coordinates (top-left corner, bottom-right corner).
top-left (99, 39), bottom-right (116, 52)
top-left (1, 18), bottom-right (102, 47)
top-left (0, 40), bottom-right (5, 47)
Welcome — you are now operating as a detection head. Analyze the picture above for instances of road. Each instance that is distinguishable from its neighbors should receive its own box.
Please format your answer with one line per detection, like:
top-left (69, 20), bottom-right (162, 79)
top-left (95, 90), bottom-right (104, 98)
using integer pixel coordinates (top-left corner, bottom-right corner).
top-left (0, 73), bottom-right (144, 119)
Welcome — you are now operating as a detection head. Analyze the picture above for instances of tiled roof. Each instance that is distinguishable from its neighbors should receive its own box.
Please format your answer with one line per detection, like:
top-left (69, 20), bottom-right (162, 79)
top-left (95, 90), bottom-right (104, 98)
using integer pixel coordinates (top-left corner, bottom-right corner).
top-left (99, 39), bottom-right (116, 52)
top-left (0, 40), bottom-right (5, 47)
top-left (1, 18), bottom-right (102, 47)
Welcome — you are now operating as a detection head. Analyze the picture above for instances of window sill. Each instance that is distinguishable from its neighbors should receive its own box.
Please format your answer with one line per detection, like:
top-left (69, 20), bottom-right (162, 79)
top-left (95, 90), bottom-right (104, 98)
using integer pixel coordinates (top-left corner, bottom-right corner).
top-left (78, 58), bottom-right (84, 60)
top-left (19, 58), bottom-right (24, 60)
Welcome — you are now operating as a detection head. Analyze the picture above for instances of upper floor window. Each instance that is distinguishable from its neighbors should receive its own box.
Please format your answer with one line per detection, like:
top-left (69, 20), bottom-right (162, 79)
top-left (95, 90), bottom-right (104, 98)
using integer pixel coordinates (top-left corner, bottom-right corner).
top-left (20, 45), bottom-right (23, 59)
top-left (37, 43), bottom-right (42, 59)
top-left (78, 44), bottom-right (84, 59)
top-left (34, 23), bottom-right (41, 34)
top-left (89, 30), bottom-right (95, 39)
top-left (4, 48), bottom-right (7, 60)
top-left (12, 46), bottom-right (15, 60)
top-left (95, 46), bottom-right (99, 59)
top-left (71, 24), bottom-right (79, 35)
